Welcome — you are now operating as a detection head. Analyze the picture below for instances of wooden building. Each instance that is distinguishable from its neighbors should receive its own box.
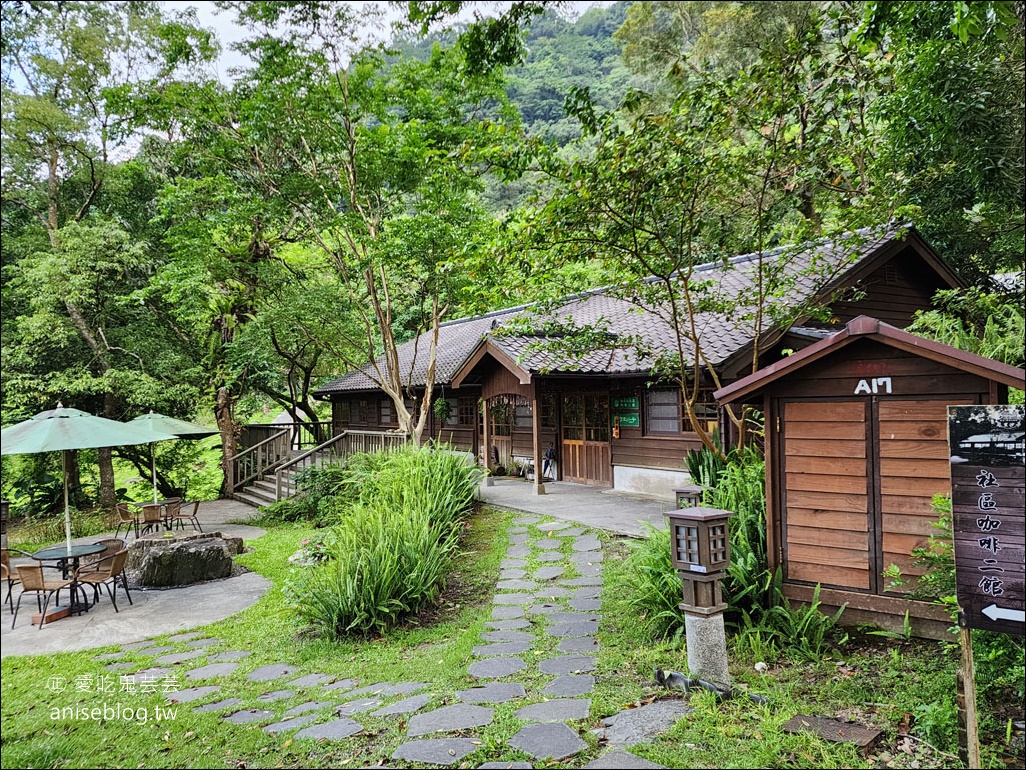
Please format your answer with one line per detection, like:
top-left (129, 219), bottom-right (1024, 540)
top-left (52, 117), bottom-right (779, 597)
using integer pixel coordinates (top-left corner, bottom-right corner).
top-left (314, 224), bottom-right (963, 500)
top-left (715, 316), bottom-right (1026, 637)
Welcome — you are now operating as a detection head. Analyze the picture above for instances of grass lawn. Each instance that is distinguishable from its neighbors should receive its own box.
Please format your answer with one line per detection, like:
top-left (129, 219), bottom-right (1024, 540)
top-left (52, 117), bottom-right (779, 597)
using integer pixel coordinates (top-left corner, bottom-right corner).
top-left (1, 506), bottom-right (1022, 769)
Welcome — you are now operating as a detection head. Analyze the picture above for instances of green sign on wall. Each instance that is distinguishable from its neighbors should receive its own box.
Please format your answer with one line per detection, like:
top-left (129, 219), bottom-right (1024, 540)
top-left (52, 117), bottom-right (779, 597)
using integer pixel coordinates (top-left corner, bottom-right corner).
top-left (617, 413), bottom-right (640, 427)
top-left (612, 396), bottom-right (639, 411)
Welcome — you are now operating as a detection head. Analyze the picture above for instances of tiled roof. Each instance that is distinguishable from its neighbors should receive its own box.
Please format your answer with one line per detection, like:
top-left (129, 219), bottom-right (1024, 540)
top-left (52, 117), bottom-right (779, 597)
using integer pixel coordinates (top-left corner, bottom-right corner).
top-left (315, 223), bottom-right (917, 394)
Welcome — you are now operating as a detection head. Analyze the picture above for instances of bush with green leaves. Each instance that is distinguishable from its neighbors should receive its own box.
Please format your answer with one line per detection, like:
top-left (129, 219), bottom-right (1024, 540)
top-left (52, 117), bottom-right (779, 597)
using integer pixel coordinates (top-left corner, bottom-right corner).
top-left (286, 444), bottom-right (483, 638)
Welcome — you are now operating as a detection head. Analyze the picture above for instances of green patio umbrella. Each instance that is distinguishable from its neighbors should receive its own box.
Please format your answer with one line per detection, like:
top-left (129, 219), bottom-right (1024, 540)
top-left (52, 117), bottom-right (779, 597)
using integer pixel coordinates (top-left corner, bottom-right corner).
top-left (126, 411), bottom-right (218, 503)
top-left (0, 405), bottom-right (177, 554)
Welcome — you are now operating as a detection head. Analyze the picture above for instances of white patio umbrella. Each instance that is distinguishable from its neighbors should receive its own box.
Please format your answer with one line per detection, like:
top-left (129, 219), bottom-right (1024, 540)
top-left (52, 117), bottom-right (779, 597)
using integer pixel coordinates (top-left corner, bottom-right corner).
top-left (126, 411), bottom-right (218, 502)
top-left (0, 405), bottom-right (178, 554)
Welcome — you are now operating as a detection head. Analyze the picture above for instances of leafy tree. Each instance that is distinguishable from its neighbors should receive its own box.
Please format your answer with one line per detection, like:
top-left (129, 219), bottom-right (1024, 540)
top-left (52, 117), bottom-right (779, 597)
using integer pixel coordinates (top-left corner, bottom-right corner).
top-left (1, 1), bottom-right (214, 507)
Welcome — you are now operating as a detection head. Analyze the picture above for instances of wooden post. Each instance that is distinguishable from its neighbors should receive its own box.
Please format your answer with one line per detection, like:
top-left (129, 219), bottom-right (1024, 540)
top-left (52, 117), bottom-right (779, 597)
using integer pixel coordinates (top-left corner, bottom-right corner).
top-left (957, 625), bottom-right (981, 769)
top-left (482, 396), bottom-right (493, 486)
top-left (531, 393), bottom-right (545, 495)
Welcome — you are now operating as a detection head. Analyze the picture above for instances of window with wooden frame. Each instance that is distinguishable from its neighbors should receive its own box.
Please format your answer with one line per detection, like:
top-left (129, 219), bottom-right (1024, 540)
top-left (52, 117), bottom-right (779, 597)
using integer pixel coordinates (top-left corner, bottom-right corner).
top-left (646, 388), bottom-right (718, 435)
top-left (540, 392), bottom-right (558, 429)
top-left (350, 399), bottom-right (369, 426)
top-left (513, 397), bottom-right (533, 430)
top-left (457, 397), bottom-right (476, 426)
top-left (337, 401), bottom-right (350, 428)
top-left (378, 399), bottom-right (394, 426)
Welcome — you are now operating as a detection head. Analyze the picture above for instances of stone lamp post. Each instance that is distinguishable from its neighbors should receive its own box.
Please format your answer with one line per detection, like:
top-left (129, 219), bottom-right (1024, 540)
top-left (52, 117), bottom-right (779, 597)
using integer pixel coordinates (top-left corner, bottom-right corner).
top-left (666, 506), bottom-right (734, 690)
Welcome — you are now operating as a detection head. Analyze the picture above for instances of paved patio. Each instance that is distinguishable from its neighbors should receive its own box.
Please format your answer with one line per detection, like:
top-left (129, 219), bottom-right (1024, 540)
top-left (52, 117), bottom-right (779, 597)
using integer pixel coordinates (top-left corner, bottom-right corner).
top-left (477, 478), bottom-right (671, 538)
top-left (1, 499), bottom-right (269, 658)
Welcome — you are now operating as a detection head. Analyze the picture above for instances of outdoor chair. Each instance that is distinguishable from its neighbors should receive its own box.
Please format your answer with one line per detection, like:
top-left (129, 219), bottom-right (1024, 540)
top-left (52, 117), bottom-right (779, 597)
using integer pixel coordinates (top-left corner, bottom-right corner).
top-left (138, 504), bottom-right (165, 536)
top-left (1, 548), bottom-right (18, 610)
top-left (169, 500), bottom-right (203, 532)
top-left (79, 539), bottom-right (124, 573)
top-left (113, 502), bottom-right (141, 540)
top-left (11, 563), bottom-right (75, 630)
top-left (75, 549), bottom-right (132, 612)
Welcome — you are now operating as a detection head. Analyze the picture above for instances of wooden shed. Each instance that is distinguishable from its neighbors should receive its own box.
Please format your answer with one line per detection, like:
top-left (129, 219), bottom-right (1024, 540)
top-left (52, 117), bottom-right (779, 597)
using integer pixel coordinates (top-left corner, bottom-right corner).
top-left (715, 316), bottom-right (1026, 638)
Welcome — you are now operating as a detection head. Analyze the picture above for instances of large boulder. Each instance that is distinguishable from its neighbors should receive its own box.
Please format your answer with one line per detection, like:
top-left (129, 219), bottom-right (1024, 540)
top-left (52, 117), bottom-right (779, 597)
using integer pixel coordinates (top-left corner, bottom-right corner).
top-left (128, 531), bottom-right (240, 587)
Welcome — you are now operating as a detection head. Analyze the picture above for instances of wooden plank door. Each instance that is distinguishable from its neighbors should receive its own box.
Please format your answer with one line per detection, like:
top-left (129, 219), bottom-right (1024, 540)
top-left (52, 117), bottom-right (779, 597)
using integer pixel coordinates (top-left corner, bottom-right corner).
top-left (782, 401), bottom-right (872, 590)
top-left (561, 392), bottom-right (612, 485)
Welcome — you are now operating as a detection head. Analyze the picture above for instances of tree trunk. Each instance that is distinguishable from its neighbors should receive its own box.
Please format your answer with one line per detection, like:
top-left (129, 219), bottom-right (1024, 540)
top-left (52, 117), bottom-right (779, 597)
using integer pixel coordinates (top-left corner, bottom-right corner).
top-left (214, 385), bottom-right (240, 497)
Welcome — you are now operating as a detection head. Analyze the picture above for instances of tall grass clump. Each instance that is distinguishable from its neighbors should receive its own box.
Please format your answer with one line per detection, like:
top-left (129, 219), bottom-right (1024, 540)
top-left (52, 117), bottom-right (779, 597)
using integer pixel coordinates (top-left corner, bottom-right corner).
top-left (287, 443), bottom-right (483, 638)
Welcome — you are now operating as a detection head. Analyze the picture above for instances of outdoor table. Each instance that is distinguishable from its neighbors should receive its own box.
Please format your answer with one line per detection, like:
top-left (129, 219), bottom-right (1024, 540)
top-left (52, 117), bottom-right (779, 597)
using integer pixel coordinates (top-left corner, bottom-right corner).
top-left (31, 542), bottom-right (105, 615)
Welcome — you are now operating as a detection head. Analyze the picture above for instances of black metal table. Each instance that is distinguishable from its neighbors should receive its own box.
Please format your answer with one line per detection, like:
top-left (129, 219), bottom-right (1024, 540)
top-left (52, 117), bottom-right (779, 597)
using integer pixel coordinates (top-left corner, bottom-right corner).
top-left (31, 542), bottom-right (105, 615)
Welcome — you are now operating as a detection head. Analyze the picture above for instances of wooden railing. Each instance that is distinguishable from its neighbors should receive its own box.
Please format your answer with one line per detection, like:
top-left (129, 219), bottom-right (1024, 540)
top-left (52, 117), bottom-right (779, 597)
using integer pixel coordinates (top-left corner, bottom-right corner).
top-left (239, 420), bottom-right (332, 452)
top-left (273, 430), bottom-right (409, 502)
top-left (230, 429), bottom-right (292, 492)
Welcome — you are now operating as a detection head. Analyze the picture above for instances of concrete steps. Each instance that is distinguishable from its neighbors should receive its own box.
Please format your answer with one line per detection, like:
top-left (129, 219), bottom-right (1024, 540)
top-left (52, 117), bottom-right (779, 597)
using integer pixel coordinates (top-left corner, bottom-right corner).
top-left (233, 470), bottom-right (299, 509)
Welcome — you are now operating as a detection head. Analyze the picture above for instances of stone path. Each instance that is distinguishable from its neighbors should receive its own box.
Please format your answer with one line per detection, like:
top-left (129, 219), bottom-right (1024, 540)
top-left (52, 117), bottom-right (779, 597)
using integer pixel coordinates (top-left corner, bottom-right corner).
top-left (87, 514), bottom-right (674, 767)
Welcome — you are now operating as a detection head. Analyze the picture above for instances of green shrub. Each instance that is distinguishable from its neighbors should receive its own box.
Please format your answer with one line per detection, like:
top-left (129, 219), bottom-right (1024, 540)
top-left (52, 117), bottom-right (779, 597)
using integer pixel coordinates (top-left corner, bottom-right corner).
top-left (622, 524), bottom-right (687, 641)
top-left (286, 444), bottom-right (483, 638)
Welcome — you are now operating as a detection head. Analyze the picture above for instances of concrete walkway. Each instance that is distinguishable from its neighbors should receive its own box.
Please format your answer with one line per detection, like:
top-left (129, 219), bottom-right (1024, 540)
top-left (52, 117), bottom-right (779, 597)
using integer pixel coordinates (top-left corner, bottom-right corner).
top-left (478, 478), bottom-right (671, 538)
top-left (1, 499), bottom-right (269, 658)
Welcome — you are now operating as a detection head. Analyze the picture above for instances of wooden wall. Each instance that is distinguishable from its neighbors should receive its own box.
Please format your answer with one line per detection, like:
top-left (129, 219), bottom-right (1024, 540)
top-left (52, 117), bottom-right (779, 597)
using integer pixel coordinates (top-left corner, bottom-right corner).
top-left (830, 250), bottom-right (947, 328)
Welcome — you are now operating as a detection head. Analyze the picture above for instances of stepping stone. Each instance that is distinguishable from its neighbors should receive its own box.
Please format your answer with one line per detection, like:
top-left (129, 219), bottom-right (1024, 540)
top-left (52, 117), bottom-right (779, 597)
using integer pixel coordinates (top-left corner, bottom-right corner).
top-left (509, 533), bottom-right (531, 545)
top-left (289, 673), bottom-right (334, 688)
top-left (94, 652), bottom-right (124, 662)
top-left (572, 538), bottom-right (601, 552)
top-left (479, 763), bottom-right (532, 769)
top-left (570, 551), bottom-right (604, 564)
top-left (223, 708), bottom-right (273, 724)
top-left (135, 645), bottom-right (174, 656)
top-left (186, 663), bottom-right (238, 680)
top-left (575, 563), bottom-right (603, 576)
top-left (185, 637), bottom-right (221, 648)
top-left (548, 621), bottom-right (599, 638)
top-left (513, 516), bottom-right (541, 525)
top-left (156, 649), bottom-right (207, 665)
top-left (534, 566), bottom-right (564, 581)
top-left (165, 632), bottom-right (200, 642)
top-left (323, 678), bottom-right (357, 692)
top-left (573, 586), bottom-right (602, 599)
top-left (497, 579), bottom-right (538, 591)
top-left (533, 586), bottom-right (571, 599)
top-left (105, 661), bottom-right (136, 671)
top-left (468, 657), bottom-right (526, 679)
top-left (537, 521), bottom-right (570, 532)
top-left (554, 527), bottom-right (586, 537)
top-left (456, 682), bottom-right (526, 704)
top-left (283, 701), bottom-right (333, 717)
top-left (543, 674), bottom-right (595, 697)
top-left (500, 558), bottom-right (528, 569)
top-left (166, 686), bottom-right (220, 704)
top-left (508, 526), bottom-right (529, 534)
top-left (392, 738), bottom-right (477, 765)
top-left (494, 593), bottom-right (533, 605)
top-left (491, 605), bottom-right (525, 620)
top-left (263, 714), bottom-right (319, 734)
top-left (121, 640), bottom-right (155, 650)
top-left (257, 689), bottom-right (295, 702)
top-left (535, 551), bottom-right (564, 563)
top-left (546, 612), bottom-right (600, 624)
top-left (407, 704), bottom-right (493, 737)
top-left (538, 656), bottom-right (596, 675)
top-left (528, 603), bottom-right (562, 615)
top-left (533, 538), bottom-right (563, 550)
top-left (209, 651), bottom-right (250, 661)
top-left (600, 700), bottom-right (691, 747)
top-left (481, 630), bottom-right (533, 644)
top-left (193, 698), bottom-right (241, 713)
top-left (508, 723), bottom-right (587, 760)
top-left (335, 697), bottom-right (382, 715)
top-left (499, 569), bottom-right (528, 580)
top-left (371, 693), bottom-right (433, 717)
top-left (485, 619), bottom-right (531, 631)
top-left (569, 598), bottom-right (603, 612)
top-left (559, 637), bottom-right (598, 653)
top-left (343, 681), bottom-right (427, 699)
top-left (583, 750), bottom-right (667, 769)
top-left (506, 545), bottom-right (531, 558)
top-left (247, 664), bottom-right (300, 682)
top-left (295, 717), bottom-right (363, 741)
top-left (563, 576), bottom-right (603, 586)
top-left (133, 667), bottom-right (172, 681)
top-left (515, 698), bottom-right (591, 722)
top-left (473, 642), bottom-right (532, 657)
